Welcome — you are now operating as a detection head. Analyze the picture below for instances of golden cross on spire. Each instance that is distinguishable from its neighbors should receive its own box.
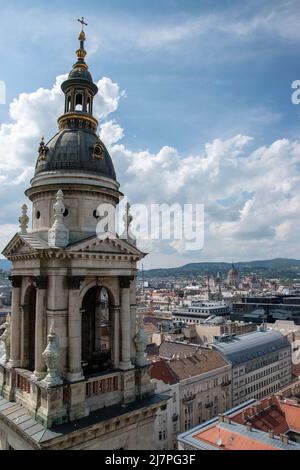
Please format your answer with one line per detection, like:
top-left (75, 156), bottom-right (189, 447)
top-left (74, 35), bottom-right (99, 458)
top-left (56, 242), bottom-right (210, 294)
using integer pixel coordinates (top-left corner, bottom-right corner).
top-left (77, 16), bottom-right (88, 31)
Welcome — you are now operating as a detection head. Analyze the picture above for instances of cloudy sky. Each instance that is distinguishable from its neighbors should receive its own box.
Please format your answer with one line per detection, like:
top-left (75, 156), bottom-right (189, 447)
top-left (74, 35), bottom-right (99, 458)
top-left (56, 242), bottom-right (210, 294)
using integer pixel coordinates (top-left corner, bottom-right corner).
top-left (1, 0), bottom-right (300, 269)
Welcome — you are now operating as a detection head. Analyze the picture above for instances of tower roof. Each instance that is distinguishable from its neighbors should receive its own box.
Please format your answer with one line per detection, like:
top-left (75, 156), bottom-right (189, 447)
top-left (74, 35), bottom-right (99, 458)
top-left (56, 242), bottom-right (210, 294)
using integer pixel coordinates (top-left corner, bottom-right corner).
top-left (33, 19), bottom-right (117, 182)
top-left (35, 129), bottom-right (116, 179)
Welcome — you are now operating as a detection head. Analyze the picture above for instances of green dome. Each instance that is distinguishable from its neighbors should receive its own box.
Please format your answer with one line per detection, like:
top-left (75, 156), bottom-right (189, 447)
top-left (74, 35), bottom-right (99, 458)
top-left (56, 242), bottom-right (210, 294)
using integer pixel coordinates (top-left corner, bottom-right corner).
top-left (35, 129), bottom-right (116, 180)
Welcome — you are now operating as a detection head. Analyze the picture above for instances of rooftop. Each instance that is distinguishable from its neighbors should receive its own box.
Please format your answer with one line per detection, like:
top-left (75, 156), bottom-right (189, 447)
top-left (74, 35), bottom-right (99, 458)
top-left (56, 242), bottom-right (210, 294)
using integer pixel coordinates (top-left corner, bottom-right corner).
top-left (151, 347), bottom-right (228, 384)
top-left (178, 387), bottom-right (300, 450)
top-left (212, 329), bottom-right (290, 366)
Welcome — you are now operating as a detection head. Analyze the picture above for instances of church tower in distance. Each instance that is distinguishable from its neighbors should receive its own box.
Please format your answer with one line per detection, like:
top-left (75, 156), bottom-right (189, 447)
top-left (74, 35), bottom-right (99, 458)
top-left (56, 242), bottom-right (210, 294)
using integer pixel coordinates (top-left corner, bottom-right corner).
top-left (0, 20), bottom-right (167, 450)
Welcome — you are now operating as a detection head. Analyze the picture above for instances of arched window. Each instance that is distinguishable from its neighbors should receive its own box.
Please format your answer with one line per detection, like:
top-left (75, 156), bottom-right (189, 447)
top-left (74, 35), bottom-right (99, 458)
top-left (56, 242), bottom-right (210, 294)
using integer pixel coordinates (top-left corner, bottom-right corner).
top-left (75, 93), bottom-right (83, 111)
top-left (81, 286), bottom-right (113, 374)
top-left (67, 96), bottom-right (71, 112)
top-left (87, 96), bottom-right (91, 114)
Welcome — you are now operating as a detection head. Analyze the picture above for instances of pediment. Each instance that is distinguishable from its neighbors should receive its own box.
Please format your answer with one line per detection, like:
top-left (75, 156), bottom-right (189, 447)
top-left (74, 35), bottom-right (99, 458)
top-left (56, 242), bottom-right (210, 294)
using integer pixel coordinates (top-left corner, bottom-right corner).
top-left (2, 233), bottom-right (47, 258)
top-left (66, 233), bottom-right (146, 259)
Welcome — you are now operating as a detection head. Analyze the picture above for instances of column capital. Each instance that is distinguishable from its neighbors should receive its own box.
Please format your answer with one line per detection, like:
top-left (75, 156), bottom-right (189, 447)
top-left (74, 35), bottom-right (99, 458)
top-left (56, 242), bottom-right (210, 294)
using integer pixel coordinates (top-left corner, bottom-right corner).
top-left (9, 276), bottom-right (22, 288)
top-left (67, 276), bottom-right (84, 290)
top-left (119, 276), bottom-right (134, 289)
top-left (33, 276), bottom-right (48, 290)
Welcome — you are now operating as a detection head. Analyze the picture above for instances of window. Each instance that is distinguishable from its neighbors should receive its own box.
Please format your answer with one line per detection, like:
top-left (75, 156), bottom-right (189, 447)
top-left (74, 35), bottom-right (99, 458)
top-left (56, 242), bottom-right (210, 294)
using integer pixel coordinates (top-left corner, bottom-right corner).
top-left (87, 96), bottom-right (91, 113)
top-left (75, 93), bottom-right (83, 111)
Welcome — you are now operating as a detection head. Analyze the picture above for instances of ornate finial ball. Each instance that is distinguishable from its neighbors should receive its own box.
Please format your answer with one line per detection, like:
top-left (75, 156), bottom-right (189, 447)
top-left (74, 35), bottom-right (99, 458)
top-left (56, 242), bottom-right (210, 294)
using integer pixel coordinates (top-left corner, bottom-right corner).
top-left (79, 30), bottom-right (86, 41)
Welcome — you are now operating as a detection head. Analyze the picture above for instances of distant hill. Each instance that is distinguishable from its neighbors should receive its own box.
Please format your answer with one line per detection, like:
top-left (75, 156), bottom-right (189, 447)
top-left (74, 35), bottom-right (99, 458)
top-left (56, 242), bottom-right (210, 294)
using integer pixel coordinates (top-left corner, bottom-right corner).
top-left (0, 260), bottom-right (11, 272)
top-left (141, 258), bottom-right (300, 279)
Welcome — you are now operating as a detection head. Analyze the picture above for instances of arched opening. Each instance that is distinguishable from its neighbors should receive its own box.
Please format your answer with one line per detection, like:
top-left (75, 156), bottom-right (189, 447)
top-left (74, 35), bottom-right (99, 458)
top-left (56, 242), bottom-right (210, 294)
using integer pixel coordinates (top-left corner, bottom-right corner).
top-left (81, 286), bottom-right (113, 375)
top-left (67, 95), bottom-right (71, 112)
top-left (23, 285), bottom-right (36, 371)
top-left (75, 93), bottom-right (83, 111)
top-left (87, 96), bottom-right (91, 114)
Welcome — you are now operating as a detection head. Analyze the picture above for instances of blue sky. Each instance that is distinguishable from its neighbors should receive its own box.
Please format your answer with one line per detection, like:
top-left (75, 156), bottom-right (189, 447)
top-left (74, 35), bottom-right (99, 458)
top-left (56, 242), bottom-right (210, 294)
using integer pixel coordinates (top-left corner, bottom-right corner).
top-left (1, 0), bottom-right (300, 268)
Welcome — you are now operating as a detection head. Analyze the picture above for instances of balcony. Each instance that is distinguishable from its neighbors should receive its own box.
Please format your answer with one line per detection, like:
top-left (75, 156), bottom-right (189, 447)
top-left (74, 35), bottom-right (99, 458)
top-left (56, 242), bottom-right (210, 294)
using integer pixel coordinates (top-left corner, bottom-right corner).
top-left (205, 401), bottom-right (214, 409)
top-left (221, 380), bottom-right (232, 388)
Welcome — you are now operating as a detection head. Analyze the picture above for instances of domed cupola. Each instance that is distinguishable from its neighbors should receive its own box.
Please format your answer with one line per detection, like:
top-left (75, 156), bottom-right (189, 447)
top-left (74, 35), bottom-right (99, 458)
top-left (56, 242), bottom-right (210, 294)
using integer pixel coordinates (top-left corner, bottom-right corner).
top-left (26, 19), bottom-right (121, 244)
top-left (34, 18), bottom-right (116, 181)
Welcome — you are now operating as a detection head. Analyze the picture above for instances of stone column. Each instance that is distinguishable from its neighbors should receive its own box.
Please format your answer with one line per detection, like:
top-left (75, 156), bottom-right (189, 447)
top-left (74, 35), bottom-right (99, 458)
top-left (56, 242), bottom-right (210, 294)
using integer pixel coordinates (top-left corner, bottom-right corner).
top-left (33, 276), bottom-right (48, 379)
top-left (113, 306), bottom-right (120, 369)
top-left (8, 276), bottom-right (22, 367)
top-left (67, 276), bottom-right (84, 382)
top-left (119, 276), bottom-right (134, 370)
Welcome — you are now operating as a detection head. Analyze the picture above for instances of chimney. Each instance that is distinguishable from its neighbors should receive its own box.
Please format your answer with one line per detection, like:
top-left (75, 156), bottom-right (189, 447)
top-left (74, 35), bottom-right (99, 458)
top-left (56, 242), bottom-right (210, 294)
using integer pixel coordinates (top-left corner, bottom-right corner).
top-left (218, 414), bottom-right (225, 423)
top-left (224, 416), bottom-right (231, 424)
top-left (246, 422), bottom-right (252, 432)
top-left (268, 430), bottom-right (274, 439)
top-left (280, 434), bottom-right (289, 445)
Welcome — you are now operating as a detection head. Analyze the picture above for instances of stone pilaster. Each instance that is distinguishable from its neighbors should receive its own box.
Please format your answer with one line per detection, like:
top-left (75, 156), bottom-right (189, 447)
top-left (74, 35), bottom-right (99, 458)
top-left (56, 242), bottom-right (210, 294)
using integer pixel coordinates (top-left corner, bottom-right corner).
top-left (113, 306), bottom-right (120, 369)
top-left (119, 276), bottom-right (134, 370)
top-left (8, 276), bottom-right (22, 368)
top-left (32, 276), bottom-right (48, 380)
top-left (67, 276), bottom-right (84, 382)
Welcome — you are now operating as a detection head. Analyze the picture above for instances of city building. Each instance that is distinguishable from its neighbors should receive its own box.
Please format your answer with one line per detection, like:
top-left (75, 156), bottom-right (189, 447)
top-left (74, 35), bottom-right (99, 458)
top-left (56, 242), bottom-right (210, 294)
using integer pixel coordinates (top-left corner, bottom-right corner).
top-left (227, 263), bottom-right (239, 287)
top-left (158, 341), bottom-right (201, 360)
top-left (232, 295), bottom-right (300, 324)
top-left (185, 318), bottom-right (257, 345)
top-left (150, 348), bottom-right (232, 449)
top-left (212, 330), bottom-right (292, 407)
top-left (173, 301), bottom-right (230, 324)
top-left (178, 379), bottom-right (300, 450)
top-left (0, 24), bottom-right (168, 450)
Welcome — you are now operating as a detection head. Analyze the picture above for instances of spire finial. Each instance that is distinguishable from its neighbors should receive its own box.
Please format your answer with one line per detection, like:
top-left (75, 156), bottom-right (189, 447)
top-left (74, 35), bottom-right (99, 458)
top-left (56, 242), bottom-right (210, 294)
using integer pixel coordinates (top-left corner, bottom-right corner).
top-left (78, 16), bottom-right (88, 32)
top-left (48, 190), bottom-right (69, 248)
top-left (75, 17), bottom-right (88, 65)
top-left (124, 202), bottom-right (133, 234)
top-left (19, 204), bottom-right (29, 234)
top-left (121, 201), bottom-right (136, 245)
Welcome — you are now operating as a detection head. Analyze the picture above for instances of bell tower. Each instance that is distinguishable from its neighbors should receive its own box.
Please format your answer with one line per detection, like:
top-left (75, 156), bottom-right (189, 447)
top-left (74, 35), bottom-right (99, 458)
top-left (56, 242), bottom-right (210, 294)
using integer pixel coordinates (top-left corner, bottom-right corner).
top-left (0, 20), bottom-right (167, 451)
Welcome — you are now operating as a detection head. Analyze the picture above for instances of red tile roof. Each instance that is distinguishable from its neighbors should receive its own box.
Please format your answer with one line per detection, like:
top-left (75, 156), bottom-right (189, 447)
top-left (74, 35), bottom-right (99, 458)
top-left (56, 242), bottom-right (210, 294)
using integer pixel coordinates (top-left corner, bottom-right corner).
top-left (233, 396), bottom-right (289, 436)
top-left (280, 400), bottom-right (300, 433)
top-left (150, 360), bottom-right (178, 385)
top-left (194, 425), bottom-right (280, 451)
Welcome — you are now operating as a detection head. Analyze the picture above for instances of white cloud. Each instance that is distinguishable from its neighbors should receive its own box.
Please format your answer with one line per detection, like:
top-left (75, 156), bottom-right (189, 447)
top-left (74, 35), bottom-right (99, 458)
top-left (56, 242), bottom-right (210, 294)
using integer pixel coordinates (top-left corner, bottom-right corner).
top-left (1, 73), bottom-right (300, 268)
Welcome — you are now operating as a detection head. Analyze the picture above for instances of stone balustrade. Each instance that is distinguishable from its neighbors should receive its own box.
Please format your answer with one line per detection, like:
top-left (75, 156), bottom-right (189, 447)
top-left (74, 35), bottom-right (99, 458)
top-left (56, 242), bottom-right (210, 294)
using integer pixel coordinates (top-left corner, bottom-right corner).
top-left (85, 373), bottom-right (119, 398)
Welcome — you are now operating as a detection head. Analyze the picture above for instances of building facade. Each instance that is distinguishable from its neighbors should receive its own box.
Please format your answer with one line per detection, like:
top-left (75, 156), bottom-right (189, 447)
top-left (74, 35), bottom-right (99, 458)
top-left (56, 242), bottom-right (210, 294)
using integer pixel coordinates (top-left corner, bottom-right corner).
top-left (151, 349), bottom-right (232, 449)
top-left (178, 379), bottom-right (300, 450)
top-left (173, 301), bottom-right (230, 324)
top-left (212, 330), bottom-right (292, 407)
top-left (0, 25), bottom-right (167, 450)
